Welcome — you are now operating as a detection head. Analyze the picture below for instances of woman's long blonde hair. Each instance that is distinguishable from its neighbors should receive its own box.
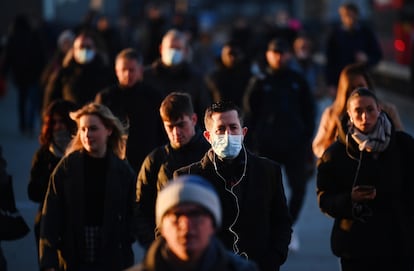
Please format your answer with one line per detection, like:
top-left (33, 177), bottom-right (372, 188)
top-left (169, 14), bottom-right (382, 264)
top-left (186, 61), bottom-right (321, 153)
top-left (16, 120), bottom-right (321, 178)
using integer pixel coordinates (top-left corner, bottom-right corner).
top-left (66, 102), bottom-right (127, 159)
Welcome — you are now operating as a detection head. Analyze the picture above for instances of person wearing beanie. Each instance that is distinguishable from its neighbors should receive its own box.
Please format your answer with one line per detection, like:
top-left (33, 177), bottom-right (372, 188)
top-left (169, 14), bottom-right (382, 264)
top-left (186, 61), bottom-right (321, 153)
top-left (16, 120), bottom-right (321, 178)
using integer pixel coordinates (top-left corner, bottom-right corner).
top-left (127, 175), bottom-right (259, 271)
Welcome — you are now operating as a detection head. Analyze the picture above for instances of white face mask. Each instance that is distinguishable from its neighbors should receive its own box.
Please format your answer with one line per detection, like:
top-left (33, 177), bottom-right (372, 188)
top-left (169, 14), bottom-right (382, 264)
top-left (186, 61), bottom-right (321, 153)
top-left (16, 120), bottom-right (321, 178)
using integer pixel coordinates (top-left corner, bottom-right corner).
top-left (162, 48), bottom-right (184, 66)
top-left (211, 134), bottom-right (243, 159)
top-left (75, 48), bottom-right (95, 64)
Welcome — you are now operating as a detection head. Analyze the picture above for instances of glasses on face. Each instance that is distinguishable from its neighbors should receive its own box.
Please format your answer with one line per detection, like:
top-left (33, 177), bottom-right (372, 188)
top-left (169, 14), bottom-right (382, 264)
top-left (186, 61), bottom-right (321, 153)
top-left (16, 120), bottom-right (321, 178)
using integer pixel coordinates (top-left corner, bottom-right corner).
top-left (164, 208), bottom-right (210, 225)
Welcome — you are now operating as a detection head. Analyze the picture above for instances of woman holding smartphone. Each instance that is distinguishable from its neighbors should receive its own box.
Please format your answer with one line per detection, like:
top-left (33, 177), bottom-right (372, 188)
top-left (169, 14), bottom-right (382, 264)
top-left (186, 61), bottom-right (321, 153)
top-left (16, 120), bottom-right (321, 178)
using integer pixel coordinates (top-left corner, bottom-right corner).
top-left (316, 87), bottom-right (414, 271)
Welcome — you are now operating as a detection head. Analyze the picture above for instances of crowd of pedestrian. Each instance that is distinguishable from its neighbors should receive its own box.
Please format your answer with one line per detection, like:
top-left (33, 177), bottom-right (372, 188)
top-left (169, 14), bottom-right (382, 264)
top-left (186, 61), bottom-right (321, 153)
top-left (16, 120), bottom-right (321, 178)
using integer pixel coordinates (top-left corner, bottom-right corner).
top-left (1, 1), bottom-right (414, 271)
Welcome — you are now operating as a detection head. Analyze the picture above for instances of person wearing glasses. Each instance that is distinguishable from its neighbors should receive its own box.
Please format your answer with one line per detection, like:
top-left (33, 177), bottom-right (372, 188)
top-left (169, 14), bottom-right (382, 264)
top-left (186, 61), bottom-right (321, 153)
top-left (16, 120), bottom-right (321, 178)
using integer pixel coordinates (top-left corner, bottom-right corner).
top-left (174, 101), bottom-right (292, 271)
top-left (127, 174), bottom-right (259, 271)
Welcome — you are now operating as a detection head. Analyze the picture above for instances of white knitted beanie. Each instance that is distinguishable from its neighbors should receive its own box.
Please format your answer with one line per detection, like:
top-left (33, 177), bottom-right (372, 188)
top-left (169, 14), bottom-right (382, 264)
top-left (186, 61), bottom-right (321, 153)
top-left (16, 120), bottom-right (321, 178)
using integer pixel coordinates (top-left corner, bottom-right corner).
top-left (156, 175), bottom-right (222, 227)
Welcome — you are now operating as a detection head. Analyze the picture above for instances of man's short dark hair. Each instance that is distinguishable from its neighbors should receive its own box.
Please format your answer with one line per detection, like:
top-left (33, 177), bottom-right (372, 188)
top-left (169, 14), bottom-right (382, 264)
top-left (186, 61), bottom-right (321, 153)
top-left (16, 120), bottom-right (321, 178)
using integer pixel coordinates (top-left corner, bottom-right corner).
top-left (160, 92), bottom-right (194, 122)
top-left (204, 101), bottom-right (244, 130)
top-left (341, 2), bottom-right (359, 15)
top-left (116, 48), bottom-right (142, 64)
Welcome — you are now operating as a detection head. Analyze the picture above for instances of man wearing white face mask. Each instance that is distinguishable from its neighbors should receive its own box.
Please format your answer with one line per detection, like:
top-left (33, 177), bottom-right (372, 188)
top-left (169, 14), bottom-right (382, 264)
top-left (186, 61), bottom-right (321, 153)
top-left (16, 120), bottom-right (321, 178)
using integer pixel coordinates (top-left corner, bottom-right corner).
top-left (43, 30), bottom-right (115, 112)
top-left (143, 28), bottom-right (211, 125)
top-left (174, 101), bottom-right (292, 271)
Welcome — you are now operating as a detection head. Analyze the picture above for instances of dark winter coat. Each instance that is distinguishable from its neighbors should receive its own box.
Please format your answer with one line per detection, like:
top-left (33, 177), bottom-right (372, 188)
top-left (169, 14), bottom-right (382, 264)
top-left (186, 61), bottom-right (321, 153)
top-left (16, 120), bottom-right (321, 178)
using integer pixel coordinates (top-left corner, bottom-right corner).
top-left (243, 67), bottom-right (316, 153)
top-left (135, 130), bottom-right (210, 247)
top-left (43, 56), bottom-right (114, 111)
top-left (317, 115), bottom-right (414, 264)
top-left (174, 148), bottom-right (292, 271)
top-left (205, 61), bottom-right (252, 108)
top-left (126, 237), bottom-right (259, 271)
top-left (325, 22), bottom-right (382, 86)
top-left (143, 60), bottom-right (211, 122)
top-left (28, 146), bottom-right (62, 247)
top-left (39, 150), bottom-right (136, 271)
top-left (95, 82), bottom-right (166, 172)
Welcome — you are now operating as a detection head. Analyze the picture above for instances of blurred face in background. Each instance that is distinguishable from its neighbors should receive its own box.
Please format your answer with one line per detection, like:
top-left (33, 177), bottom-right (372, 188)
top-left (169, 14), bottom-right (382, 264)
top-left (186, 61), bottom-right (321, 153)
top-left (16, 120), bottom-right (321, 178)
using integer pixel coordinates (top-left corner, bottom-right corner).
top-left (293, 37), bottom-right (312, 60)
top-left (221, 45), bottom-right (243, 68)
top-left (115, 57), bottom-right (143, 87)
top-left (266, 50), bottom-right (290, 70)
top-left (160, 34), bottom-right (187, 66)
top-left (339, 6), bottom-right (358, 30)
top-left (73, 34), bottom-right (96, 64)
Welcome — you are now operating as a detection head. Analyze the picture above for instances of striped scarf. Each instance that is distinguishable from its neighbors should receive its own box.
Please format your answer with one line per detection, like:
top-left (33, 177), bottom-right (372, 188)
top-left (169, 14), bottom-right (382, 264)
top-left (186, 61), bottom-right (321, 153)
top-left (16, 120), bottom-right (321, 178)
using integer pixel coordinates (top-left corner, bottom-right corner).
top-left (350, 112), bottom-right (391, 152)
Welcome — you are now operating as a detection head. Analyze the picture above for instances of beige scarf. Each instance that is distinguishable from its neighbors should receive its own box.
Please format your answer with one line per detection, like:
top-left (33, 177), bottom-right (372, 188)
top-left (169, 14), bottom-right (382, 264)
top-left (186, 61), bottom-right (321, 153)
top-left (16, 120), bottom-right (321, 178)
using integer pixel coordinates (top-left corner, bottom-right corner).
top-left (350, 112), bottom-right (391, 152)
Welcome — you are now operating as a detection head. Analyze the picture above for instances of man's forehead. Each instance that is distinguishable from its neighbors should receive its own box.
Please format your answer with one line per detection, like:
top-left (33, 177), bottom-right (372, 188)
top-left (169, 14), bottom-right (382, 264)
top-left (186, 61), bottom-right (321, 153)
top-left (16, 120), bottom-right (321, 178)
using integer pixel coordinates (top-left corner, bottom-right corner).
top-left (164, 115), bottom-right (191, 125)
top-left (211, 110), bottom-right (240, 124)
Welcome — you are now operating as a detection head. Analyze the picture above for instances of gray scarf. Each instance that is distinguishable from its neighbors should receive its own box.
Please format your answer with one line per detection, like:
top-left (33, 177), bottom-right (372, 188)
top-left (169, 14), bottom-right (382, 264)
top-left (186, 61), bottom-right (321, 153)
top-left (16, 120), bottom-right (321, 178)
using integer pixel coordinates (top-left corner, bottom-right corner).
top-left (350, 112), bottom-right (391, 153)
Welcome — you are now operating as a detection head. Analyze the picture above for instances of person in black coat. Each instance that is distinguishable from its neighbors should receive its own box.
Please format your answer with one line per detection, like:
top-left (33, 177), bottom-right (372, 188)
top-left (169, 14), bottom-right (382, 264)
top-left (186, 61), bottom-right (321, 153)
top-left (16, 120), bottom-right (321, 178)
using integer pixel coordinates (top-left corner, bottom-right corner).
top-left (1, 14), bottom-right (47, 136)
top-left (95, 48), bottom-right (165, 173)
top-left (244, 38), bottom-right (316, 251)
top-left (143, 29), bottom-right (212, 125)
top-left (43, 29), bottom-right (115, 112)
top-left (174, 101), bottom-right (292, 271)
top-left (205, 40), bottom-right (252, 109)
top-left (325, 3), bottom-right (382, 93)
top-left (135, 92), bottom-right (210, 248)
top-left (39, 103), bottom-right (136, 271)
top-left (317, 88), bottom-right (414, 271)
top-left (28, 99), bottom-right (77, 269)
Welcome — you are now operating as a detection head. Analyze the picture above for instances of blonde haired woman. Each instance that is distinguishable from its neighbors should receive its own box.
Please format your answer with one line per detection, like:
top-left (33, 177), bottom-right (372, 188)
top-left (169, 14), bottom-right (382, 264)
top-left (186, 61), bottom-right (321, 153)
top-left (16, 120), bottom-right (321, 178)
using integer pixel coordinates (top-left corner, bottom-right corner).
top-left (39, 103), bottom-right (136, 271)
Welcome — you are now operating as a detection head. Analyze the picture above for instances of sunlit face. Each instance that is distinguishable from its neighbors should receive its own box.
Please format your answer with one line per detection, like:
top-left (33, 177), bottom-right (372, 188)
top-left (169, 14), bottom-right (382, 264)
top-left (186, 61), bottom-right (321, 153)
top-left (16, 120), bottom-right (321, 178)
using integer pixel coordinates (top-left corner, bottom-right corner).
top-left (266, 50), bottom-right (289, 70)
top-left (221, 45), bottom-right (241, 68)
top-left (204, 110), bottom-right (247, 143)
top-left (339, 7), bottom-right (357, 29)
top-left (73, 35), bottom-right (96, 63)
top-left (115, 57), bottom-right (143, 87)
top-left (163, 114), bottom-right (197, 149)
top-left (160, 203), bottom-right (215, 261)
top-left (79, 114), bottom-right (112, 157)
top-left (347, 96), bottom-right (380, 134)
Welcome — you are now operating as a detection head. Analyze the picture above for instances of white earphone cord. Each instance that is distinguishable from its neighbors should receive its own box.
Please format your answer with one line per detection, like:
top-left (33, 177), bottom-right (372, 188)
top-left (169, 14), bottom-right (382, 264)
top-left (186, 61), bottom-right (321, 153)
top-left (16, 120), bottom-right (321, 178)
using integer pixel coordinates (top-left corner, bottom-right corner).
top-left (213, 145), bottom-right (248, 259)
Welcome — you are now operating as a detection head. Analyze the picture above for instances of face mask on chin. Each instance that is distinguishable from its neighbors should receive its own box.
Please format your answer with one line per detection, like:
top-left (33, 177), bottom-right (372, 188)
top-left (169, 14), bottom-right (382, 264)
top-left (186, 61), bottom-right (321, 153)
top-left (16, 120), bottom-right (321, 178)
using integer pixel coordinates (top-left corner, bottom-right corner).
top-left (75, 48), bottom-right (96, 64)
top-left (211, 134), bottom-right (243, 159)
top-left (162, 48), bottom-right (184, 66)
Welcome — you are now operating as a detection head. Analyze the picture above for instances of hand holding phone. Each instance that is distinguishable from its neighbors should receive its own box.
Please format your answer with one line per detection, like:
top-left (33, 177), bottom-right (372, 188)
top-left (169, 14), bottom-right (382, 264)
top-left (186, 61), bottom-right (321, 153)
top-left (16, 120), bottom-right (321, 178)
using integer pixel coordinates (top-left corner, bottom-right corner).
top-left (352, 185), bottom-right (376, 202)
top-left (355, 185), bottom-right (375, 193)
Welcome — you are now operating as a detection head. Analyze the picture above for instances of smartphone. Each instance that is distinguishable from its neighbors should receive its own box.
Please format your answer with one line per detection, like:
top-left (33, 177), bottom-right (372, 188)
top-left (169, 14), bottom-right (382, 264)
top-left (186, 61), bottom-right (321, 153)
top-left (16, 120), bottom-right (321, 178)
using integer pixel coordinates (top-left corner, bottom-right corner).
top-left (355, 185), bottom-right (375, 193)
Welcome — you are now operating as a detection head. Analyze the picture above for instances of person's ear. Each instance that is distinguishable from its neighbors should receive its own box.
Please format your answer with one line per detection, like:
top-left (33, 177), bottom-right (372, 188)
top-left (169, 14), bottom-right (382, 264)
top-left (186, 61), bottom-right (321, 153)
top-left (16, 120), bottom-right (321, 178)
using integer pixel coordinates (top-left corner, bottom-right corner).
top-left (203, 130), bottom-right (211, 143)
top-left (242, 127), bottom-right (248, 137)
top-left (191, 113), bottom-right (197, 126)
